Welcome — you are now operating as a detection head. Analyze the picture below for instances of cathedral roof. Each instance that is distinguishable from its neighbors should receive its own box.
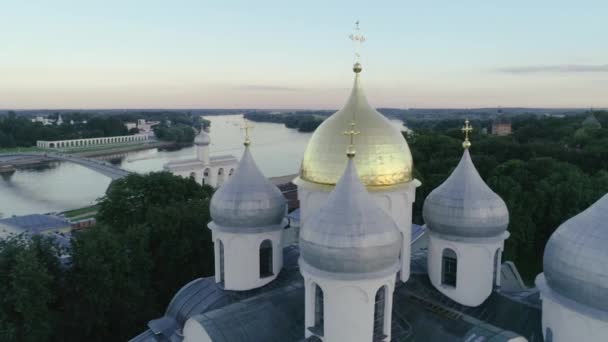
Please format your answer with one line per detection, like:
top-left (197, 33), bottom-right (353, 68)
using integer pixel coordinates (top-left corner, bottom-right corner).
top-left (422, 149), bottom-right (509, 238)
top-left (299, 156), bottom-right (402, 276)
top-left (542, 193), bottom-right (608, 312)
top-left (209, 145), bottom-right (286, 231)
top-left (296, 66), bottom-right (413, 188)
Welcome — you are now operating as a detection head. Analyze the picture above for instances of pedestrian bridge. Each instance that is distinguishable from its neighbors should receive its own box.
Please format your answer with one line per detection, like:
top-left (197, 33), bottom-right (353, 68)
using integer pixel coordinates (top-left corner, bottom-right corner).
top-left (0, 152), bottom-right (131, 180)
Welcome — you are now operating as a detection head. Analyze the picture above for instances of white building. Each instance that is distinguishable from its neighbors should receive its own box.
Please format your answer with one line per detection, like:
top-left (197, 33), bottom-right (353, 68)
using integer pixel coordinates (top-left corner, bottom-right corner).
top-left (299, 150), bottom-right (402, 342)
top-left (293, 61), bottom-right (420, 283)
top-left (536, 193), bottom-right (608, 342)
top-left (422, 139), bottom-right (510, 307)
top-left (163, 129), bottom-right (238, 188)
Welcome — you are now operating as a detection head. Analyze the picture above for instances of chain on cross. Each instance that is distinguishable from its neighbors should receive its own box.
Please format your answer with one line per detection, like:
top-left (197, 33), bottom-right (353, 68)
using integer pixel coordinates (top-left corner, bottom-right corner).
top-left (349, 20), bottom-right (366, 62)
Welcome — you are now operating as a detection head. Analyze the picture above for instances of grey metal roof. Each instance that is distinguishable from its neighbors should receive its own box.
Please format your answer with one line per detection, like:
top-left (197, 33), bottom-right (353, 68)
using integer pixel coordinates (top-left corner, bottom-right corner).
top-left (194, 129), bottom-right (211, 145)
top-left (209, 146), bottom-right (286, 231)
top-left (423, 149), bottom-right (509, 238)
top-left (0, 214), bottom-right (70, 234)
top-left (131, 244), bottom-right (541, 342)
top-left (299, 158), bottom-right (402, 275)
top-left (543, 192), bottom-right (608, 312)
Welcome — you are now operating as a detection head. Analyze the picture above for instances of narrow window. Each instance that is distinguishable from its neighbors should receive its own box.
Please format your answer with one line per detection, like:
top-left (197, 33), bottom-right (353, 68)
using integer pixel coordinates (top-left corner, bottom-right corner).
top-left (545, 327), bottom-right (553, 342)
top-left (442, 248), bottom-right (457, 287)
top-left (259, 240), bottom-right (273, 278)
top-left (373, 286), bottom-right (388, 341)
top-left (493, 248), bottom-right (502, 288)
top-left (313, 285), bottom-right (324, 336)
top-left (219, 240), bottom-right (225, 283)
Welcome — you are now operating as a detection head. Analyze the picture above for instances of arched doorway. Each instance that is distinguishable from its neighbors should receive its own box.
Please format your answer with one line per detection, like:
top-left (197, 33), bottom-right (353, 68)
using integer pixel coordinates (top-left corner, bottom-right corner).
top-left (259, 240), bottom-right (273, 278)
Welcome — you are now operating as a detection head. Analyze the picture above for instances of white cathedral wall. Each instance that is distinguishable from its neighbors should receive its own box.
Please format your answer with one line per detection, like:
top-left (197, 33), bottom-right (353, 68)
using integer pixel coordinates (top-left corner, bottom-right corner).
top-left (297, 180), bottom-right (418, 283)
top-left (301, 266), bottom-right (396, 342)
top-left (540, 293), bottom-right (608, 342)
top-left (196, 144), bottom-right (210, 164)
top-left (427, 232), bottom-right (503, 307)
top-left (211, 229), bottom-right (283, 291)
top-left (183, 318), bottom-right (213, 342)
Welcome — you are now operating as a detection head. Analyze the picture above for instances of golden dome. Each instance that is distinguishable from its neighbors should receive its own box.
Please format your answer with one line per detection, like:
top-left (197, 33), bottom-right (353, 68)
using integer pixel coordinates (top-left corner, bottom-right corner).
top-left (298, 70), bottom-right (413, 187)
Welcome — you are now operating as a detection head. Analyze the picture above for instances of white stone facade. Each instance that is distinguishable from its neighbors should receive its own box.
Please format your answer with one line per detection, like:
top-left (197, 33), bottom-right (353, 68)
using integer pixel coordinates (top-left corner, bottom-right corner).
top-left (427, 231), bottom-right (506, 307)
top-left (210, 228), bottom-right (283, 291)
top-left (300, 261), bottom-right (397, 342)
top-left (37, 134), bottom-right (148, 149)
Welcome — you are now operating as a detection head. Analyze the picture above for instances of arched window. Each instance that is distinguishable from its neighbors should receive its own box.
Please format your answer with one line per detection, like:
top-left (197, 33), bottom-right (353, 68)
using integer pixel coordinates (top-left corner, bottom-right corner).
top-left (203, 168), bottom-right (211, 185)
top-left (189, 172), bottom-right (196, 179)
top-left (217, 168), bottom-right (225, 186)
top-left (493, 248), bottom-right (502, 288)
top-left (229, 168), bottom-right (234, 176)
top-left (442, 248), bottom-right (457, 287)
top-left (545, 327), bottom-right (553, 342)
top-left (373, 286), bottom-right (388, 341)
top-left (218, 240), bottom-right (225, 283)
top-left (309, 284), bottom-right (324, 337)
top-left (259, 240), bottom-right (273, 278)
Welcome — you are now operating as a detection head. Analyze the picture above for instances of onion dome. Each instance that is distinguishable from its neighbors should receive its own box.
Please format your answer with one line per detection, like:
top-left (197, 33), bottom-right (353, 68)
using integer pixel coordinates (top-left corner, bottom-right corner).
top-left (423, 149), bottom-right (509, 238)
top-left (194, 129), bottom-right (210, 146)
top-left (543, 193), bottom-right (608, 311)
top-left (300, 157), bottom-right (402, 275)
top-left (297, 67), bottom-right (413, 188)
top-left (209, 145), bottom-right (286, 231)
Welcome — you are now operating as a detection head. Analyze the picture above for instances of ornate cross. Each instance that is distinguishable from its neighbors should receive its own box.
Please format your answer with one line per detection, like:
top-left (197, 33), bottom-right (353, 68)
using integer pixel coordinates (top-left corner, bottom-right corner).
top-left (349, 20), bottom-right (366, 62)
top-left (344, 121), bottom-right (361, 157)
top-left (461, 119), bottom-right (473, 149)
top-left (241, 119), bottom-right (254, 146)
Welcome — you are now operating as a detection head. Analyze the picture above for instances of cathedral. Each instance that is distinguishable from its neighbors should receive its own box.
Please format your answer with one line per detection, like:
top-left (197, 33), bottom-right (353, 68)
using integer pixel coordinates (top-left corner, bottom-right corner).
top-left (131, 41), bottom-right (608, 342)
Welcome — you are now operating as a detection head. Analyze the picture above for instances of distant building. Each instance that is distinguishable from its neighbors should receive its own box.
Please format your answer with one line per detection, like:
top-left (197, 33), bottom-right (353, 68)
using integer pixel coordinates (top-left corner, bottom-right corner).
top-left (492, 117), bottom-right (512, 136)
top-left (163, 129), bottom-right (238, 188)
top-left (582, 113), bottom-right (602, 128)
top-left (0, 214), bottom-right (71, 239)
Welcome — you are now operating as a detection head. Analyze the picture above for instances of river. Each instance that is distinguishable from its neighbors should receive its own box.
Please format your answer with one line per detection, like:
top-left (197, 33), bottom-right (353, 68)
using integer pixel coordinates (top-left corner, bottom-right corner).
top-left (0, 114), bottom-right (407, 217)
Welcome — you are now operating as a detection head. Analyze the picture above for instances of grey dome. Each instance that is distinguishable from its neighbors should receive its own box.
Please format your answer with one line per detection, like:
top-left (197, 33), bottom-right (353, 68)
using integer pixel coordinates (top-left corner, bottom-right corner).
top-left (543, 193), bottom-right (608, 312)
top-left (209, 146), bottom-right (286, 230)
top-left (194, 129), bottom-right (210, 145)
top-left (300, 158), bottom-right (402, 274)
top-left (423, 149), bottom-right (509, 238)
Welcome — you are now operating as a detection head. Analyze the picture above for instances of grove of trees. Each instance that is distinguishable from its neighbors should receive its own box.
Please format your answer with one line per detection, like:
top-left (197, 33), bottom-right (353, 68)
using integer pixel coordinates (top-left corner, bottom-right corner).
top-left (409, 111), bottom-right (608, 280)
top-left (0, 172), bottom-right (214, 341)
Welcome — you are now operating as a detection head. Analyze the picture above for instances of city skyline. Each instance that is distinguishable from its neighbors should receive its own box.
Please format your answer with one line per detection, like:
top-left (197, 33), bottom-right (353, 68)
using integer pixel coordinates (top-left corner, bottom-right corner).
top-left (1, 0), bottom-right (607, 109)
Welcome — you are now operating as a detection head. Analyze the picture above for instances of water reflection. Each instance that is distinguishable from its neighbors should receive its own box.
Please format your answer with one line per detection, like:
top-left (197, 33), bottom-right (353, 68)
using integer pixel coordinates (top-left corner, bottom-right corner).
top-left (0, 114), bottom-right (406, 216)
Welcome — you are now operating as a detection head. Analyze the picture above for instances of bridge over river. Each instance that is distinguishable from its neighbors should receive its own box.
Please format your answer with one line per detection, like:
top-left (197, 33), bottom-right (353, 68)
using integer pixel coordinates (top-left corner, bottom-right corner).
top-left (0, 152), bottom-right (131, 180)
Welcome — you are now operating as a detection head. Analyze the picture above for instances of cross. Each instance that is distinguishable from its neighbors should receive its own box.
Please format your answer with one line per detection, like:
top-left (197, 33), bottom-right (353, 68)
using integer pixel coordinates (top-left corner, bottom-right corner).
top-left (348, 20), bottom-right (366, 62)
top-left (344, 121), bottom-right (361, 145)
top-left (241, 119), bottom-right (254, 146)
top-left (461, 119), bottom-right (473, 149)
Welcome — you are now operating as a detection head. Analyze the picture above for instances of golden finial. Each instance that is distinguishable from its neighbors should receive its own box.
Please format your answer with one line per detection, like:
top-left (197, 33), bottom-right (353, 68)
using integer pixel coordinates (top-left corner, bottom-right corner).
top-left (461, 119), bottom-right (473, 149)
top-left (241, 118), bottom-right (254, 146)
top-left (349, 20), bottom-right (366, 73)
top-left (343, 121), bottom-right (361, 158)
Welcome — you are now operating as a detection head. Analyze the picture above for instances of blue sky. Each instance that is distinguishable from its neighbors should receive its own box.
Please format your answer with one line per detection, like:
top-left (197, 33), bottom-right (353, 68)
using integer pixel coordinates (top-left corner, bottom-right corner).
top-left (1, 0), bottom-right (607, 109)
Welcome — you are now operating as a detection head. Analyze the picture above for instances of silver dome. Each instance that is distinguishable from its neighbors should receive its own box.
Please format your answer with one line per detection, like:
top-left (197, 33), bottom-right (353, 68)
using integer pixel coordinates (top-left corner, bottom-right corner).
top-left (423, 149), bottom-right (509, 238)
top-left (300, 158), bottom-right (402, 274)
top-left (194, 129), bottom-right (210, 146)
top-left (209, 146), bottom-right (286, 231)
top-left (543, 193), bottom-right (608, 312)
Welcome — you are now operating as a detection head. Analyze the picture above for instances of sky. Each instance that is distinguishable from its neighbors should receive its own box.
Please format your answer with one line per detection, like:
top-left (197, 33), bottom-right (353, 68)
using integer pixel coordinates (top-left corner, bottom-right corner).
top-left (1, 0), bottom-right (607, 109)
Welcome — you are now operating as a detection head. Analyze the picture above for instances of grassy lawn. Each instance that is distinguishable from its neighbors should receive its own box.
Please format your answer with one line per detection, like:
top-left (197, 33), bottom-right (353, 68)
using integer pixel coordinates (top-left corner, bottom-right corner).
top-left (62, 205), bottom-right (100, 219)
top-left (0, 146), bottom-right (46, 153)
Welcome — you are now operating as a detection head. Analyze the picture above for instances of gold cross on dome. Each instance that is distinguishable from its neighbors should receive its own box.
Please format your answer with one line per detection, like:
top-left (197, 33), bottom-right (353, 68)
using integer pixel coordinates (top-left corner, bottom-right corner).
top-left (461, 119), bottom-right (473, 149)
top-left (241, 119), bottom-right (254, 146)
top-left (343, 121), bottom-right (361, 157)
top-left (349, 20), bottom-right (366, 62)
